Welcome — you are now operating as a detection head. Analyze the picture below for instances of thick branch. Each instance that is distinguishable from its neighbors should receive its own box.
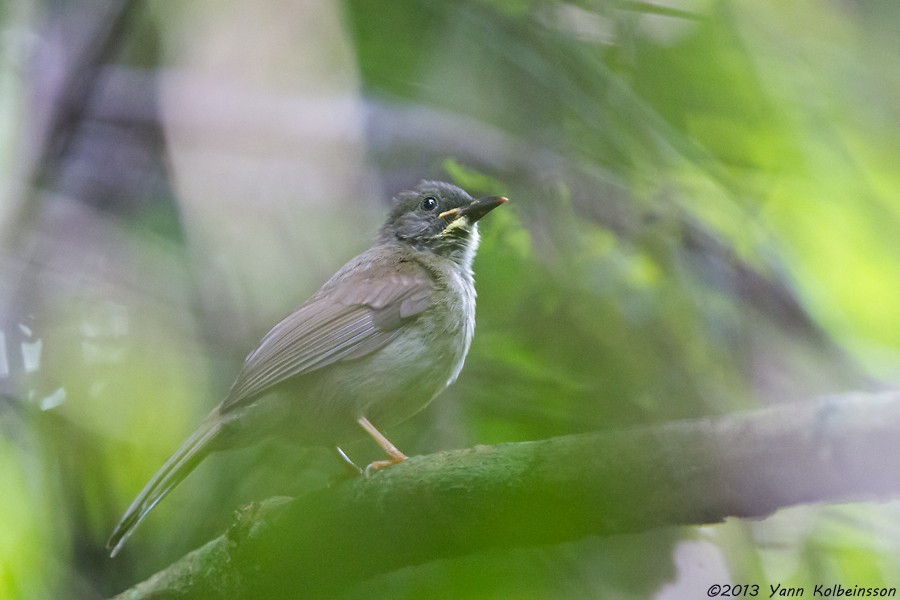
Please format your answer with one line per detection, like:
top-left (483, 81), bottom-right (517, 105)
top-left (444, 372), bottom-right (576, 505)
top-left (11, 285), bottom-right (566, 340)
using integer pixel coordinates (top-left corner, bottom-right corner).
top-left (112, 391), bottom-right (900, 599)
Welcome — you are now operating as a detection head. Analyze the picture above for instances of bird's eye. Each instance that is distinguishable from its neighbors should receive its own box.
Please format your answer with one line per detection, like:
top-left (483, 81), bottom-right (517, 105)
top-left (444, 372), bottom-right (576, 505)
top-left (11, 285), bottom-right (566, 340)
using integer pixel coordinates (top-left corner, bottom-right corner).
top-left (420, 196), bottom-right (438, 211)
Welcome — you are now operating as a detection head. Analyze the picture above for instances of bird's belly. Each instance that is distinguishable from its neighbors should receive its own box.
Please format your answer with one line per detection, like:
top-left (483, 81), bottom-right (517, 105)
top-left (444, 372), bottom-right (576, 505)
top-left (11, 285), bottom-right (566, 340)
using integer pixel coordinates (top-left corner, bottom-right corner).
top-left (341, 322), bottom-right (468, 425)
top-left (267, 320), bottom-right (470, 446)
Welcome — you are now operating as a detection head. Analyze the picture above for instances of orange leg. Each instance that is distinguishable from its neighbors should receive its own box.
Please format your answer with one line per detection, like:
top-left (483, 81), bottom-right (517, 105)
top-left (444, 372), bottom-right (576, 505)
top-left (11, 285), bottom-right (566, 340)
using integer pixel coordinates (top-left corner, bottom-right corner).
top-left (357, 416), bottom-right (408, 475)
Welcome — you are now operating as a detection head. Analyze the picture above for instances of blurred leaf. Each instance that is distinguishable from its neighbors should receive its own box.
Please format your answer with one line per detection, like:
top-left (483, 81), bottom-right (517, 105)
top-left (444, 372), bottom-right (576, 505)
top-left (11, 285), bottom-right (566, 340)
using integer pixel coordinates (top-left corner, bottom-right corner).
top-left (442, 157), bottom-right (509, 197)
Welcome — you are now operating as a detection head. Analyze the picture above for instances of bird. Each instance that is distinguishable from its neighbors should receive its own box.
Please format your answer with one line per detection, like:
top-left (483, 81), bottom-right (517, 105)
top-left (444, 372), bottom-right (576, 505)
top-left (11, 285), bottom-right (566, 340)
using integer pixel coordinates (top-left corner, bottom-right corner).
top-left (107, 180), bottom-right (507, 556)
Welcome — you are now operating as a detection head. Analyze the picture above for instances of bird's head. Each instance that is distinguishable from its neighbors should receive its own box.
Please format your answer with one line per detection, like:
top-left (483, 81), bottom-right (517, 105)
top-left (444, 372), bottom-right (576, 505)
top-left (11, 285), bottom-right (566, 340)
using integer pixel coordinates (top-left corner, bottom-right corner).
top-left (380, 180), bottom-right (507, 266)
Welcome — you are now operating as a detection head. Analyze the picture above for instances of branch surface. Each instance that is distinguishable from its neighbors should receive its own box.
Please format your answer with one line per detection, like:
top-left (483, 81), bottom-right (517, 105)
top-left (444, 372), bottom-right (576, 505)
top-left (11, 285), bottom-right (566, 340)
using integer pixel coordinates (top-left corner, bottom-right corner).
top-left (111, 392), bottom-right (900, 599)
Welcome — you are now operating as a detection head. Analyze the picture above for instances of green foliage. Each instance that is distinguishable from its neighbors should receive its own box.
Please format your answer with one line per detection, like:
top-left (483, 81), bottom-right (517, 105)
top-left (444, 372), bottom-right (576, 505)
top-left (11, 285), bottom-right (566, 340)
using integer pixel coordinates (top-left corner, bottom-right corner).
top-left (443, 158), bottom-right (509, 197)
top-left (3, 0), bottom-right (900, 597)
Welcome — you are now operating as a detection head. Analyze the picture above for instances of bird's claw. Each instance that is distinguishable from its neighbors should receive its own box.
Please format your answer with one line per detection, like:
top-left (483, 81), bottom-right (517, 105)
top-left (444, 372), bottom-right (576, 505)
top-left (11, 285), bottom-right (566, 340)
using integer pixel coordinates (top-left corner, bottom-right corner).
top-left (364, 454), bottom-right (407, 478)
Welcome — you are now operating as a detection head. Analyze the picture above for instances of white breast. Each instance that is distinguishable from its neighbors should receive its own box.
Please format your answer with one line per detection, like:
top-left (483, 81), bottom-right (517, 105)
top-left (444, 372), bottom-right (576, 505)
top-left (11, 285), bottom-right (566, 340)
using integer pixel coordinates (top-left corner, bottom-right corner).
top-left (444, 262), bottom-right (477, 387)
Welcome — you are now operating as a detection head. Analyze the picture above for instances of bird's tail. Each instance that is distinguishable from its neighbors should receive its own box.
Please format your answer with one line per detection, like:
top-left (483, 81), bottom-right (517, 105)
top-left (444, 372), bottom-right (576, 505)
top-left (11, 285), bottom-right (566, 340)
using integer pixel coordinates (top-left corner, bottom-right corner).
top-left (107, 414), bottom-right (221, 557)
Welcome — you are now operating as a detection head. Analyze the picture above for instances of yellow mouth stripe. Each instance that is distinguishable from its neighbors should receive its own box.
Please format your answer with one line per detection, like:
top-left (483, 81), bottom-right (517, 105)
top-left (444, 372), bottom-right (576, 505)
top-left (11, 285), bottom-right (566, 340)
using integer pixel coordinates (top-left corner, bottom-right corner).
top-left (439, 215), bottom-right (469, 237)
top-left (438, 207), bottom-right (461, 219)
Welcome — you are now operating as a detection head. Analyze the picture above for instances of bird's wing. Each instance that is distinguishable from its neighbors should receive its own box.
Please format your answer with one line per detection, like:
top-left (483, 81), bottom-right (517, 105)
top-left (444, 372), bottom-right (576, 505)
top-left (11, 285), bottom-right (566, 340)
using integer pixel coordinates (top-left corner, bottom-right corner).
top-left (220, 266), bottom-right (434, 412)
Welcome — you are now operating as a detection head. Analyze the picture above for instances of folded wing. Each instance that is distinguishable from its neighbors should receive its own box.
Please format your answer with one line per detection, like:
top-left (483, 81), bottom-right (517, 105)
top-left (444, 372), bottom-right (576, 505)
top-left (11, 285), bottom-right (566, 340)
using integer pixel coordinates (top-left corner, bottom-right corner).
top-left (222, 268), bottom-right (434, 411)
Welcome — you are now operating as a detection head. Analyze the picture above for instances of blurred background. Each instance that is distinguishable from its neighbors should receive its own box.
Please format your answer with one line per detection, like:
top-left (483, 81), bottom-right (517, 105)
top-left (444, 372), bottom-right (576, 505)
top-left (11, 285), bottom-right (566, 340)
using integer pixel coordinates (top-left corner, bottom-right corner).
top-left (2, 0), bottom-right (900, 598)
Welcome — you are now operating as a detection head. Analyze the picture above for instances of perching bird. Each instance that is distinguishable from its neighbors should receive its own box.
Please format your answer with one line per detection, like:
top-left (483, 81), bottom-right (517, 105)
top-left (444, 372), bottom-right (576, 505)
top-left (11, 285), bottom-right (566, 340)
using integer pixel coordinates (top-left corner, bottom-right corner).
top-left (107, 180), bottom-right (507, 556)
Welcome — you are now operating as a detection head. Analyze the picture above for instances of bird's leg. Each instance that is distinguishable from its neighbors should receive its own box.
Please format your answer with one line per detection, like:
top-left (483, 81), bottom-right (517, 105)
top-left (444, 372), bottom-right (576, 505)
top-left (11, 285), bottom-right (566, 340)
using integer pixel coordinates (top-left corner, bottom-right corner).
top-left (333, 446), bottom-right (363, 476)
top-left (357, 416), bottom-right (408, 476)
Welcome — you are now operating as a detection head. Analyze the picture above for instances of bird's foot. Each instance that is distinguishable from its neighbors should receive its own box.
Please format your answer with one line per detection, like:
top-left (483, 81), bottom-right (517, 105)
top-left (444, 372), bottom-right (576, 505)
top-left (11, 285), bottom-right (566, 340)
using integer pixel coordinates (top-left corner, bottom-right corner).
top-left (356, 416), bottom-right (410, 477)
top-left (364, 451), bottom-right (407, 478)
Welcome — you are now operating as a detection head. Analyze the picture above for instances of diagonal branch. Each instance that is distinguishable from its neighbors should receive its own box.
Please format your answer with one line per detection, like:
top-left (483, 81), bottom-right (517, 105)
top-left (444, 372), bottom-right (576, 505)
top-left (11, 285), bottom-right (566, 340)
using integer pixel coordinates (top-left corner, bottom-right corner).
top-left (110, 391), bottom-right (900, 599)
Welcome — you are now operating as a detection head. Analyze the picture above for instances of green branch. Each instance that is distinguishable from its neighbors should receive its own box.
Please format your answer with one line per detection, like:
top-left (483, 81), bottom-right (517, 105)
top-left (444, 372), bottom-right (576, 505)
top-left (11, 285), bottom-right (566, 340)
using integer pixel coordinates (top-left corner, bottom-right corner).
top-left (111, 391), bottom-right (900, 599)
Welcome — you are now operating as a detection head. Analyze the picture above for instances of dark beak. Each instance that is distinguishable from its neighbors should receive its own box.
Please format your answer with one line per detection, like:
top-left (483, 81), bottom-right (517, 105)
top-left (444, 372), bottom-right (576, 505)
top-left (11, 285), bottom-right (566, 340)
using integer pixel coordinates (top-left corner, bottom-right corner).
top-left (458, 196), bottom-right (508, 223)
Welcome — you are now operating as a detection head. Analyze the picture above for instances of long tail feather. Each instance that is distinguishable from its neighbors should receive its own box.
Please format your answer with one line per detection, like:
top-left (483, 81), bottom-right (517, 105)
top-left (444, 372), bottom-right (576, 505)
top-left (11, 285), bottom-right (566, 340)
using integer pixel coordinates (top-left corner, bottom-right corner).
top-left (107, 416), bottom-right (221, 557)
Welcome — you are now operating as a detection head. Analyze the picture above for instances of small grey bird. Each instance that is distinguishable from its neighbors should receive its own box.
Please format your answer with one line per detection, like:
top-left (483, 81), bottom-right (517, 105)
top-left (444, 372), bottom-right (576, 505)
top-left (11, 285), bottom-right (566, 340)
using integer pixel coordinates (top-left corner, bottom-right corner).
top-left (107, 180), bottom-right (506, 556)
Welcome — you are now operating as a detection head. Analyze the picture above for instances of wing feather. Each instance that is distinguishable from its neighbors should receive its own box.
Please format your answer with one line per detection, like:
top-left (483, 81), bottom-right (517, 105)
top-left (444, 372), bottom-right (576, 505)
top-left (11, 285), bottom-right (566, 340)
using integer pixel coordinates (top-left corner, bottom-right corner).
top-left (221, 267), bottom-right (433, 412)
